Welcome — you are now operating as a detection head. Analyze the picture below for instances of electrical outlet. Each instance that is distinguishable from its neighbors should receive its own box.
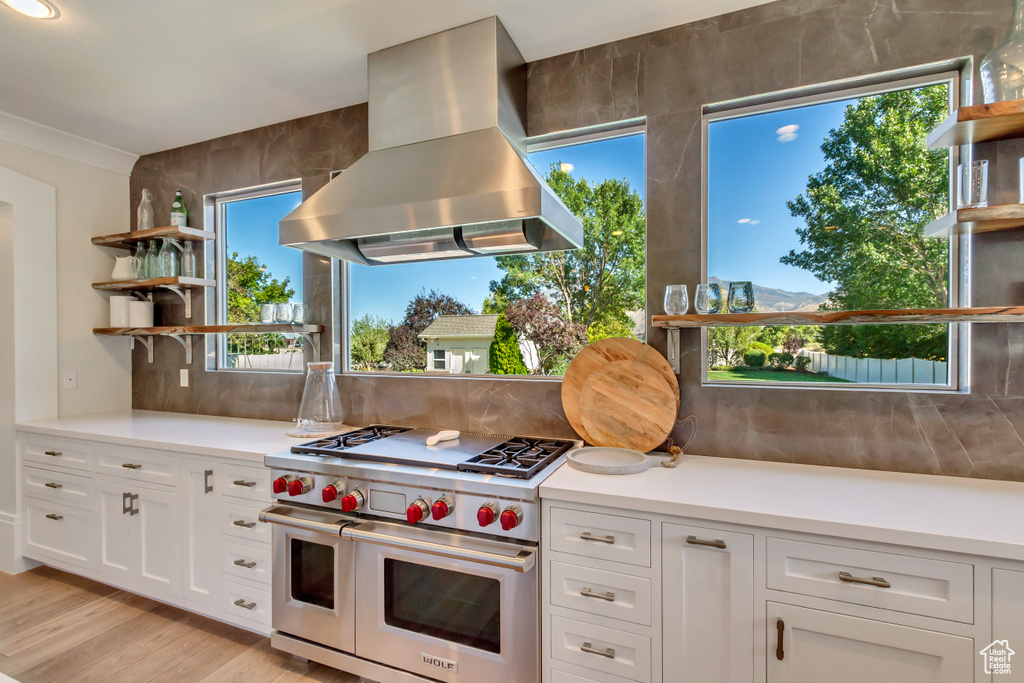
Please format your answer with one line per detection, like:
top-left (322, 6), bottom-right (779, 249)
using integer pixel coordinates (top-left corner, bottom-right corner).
top-left (62, 371), bottom-right (77, 389)
top-left (180, 369), bottom-right (189, 388)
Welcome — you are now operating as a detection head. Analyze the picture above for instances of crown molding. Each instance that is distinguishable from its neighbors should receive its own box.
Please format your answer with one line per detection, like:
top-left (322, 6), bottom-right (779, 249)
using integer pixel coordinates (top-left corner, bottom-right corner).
top-left (0, 110), bottom-right (138, 177)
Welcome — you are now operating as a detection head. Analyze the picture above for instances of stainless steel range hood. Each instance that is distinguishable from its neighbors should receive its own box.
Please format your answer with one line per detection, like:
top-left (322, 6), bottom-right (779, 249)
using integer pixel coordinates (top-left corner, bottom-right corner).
top-left (278, 17), bottom-right (584, 265)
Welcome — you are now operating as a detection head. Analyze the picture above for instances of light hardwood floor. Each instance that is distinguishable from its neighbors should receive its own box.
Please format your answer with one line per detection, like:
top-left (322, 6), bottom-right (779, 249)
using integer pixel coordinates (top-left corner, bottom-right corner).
top-left (0, 566), bottom-right (360, 683)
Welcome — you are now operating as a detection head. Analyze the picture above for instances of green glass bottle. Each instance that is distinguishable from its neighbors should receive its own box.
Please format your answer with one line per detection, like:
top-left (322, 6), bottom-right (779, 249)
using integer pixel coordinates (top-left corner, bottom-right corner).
top-left (170, 190), bottom-right (187, 227)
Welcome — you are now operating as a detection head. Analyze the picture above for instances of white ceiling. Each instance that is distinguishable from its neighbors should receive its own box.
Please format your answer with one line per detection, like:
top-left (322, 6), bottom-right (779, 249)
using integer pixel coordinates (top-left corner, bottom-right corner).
top-left (0, 0), bottom-right (776, 155)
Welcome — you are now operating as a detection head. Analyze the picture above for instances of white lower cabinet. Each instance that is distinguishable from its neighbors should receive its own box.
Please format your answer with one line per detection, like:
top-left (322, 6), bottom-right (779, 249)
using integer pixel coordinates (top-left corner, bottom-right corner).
top-left (96, 478), bottom-right (136, 583)
top-left (992, 568), bottom-right (1024, 682)
top-left (23, 499), bottom-right (93, 568)
top-left (181, 459), bottom-right (221, 607)
top-left (767, 602), bottom-right (974, 683)
top-left (662, 523), bottom-right (754, 683)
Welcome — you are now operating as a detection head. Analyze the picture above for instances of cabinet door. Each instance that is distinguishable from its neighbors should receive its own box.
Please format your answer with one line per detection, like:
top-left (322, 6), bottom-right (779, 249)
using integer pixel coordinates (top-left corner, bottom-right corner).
top-left (768, 602), bottom-right (974, 683)
top-left (96, 479), bottom-right (136, 583)
top-left (993, 568), bottom-right (1024, 682)
top-left (663, 523), bottom-right (754, 683)
top-left (136, 487), bottom-right (179, 597)
top-left (180, 459), bottom-right (220, 607)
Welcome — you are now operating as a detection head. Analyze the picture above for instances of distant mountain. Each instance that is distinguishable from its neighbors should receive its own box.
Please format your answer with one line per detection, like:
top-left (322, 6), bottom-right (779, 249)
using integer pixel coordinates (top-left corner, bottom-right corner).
top-left (708, 277), bottom-right (830, 313)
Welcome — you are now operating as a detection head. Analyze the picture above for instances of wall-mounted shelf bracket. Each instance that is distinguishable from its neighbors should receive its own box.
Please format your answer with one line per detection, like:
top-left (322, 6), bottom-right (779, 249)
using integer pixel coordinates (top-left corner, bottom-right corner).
top-left (300, 332), bottom-right (321, 359)
top-left (665, 328), bottom-right (680, 374)
top-left (167, 333), bottom-right (193, 365)
top-left (163, 285), bottom-right (193, 319)
top-left (129, 291), bottom-right (152, 302)
top-left (129, 335), bottom-right (154, 363)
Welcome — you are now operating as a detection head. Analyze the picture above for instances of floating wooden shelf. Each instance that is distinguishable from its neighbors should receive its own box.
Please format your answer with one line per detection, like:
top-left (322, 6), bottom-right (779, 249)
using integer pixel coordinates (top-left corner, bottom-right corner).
top-left (93, 324), bottom-right (323, 336)
top-left (652, 307), bottom-right (1024, 328)
top-left (928, 98), bottom-right (1024, 148)
top-left (92, 226), bottom-right (215, 250)
top-left (91, 276), bottom-right (215, 291)
top-left (924, 204), bottom-right (1024, 237)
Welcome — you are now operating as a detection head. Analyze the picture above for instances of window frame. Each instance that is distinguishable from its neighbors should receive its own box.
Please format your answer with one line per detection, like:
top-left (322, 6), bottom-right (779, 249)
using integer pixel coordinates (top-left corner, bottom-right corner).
top-left (700, 63), bottom-right (968, 392)
top-left (340, 119), bottom-right (648, 379)
top-left (206, 179), bottom-right (304, 373)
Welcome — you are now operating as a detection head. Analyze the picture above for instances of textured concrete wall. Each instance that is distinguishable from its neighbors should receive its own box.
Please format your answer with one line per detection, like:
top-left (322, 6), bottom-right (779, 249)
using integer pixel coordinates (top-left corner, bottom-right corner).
top-left (132, 0), bottom-right (1024, 481)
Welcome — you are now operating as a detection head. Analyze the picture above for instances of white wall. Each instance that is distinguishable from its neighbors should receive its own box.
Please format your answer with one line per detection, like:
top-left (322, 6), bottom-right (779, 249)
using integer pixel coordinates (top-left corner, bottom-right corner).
top-left (0, 138), bottom-right (133, 417)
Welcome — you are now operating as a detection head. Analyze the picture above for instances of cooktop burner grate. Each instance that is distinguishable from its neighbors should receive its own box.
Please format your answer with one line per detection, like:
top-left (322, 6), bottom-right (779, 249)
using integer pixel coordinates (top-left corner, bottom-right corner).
top-left (291, 425), bottom-right (411, 455)
top-left (458, 437), bottom-right (575, 479)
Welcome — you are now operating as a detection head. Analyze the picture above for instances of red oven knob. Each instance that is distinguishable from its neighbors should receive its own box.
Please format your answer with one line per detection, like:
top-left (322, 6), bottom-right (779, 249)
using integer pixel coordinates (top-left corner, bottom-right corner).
top-left (500, 506), bottom-right (522, 531)
top-left (431, 495), bottom-right (455, 520)
top-left (341, 489), bottom-right (364, 512)
top-left (477, 502), bottom-right (498, 527)
top-left (272, 475), bottom-right (295, 494)
top-left (407, 498), bottom-right (430, 524)
top-left (288, 476), bottom-right (313, 496)
top-left (322, 483), bottom-right (341, 504)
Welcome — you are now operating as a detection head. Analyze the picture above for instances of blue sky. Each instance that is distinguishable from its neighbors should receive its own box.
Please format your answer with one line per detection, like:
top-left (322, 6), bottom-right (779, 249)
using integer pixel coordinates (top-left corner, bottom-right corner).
top-left (225, 191), bottom-right (304, 301)
top-left (707, 99), bottom-right (852, 295)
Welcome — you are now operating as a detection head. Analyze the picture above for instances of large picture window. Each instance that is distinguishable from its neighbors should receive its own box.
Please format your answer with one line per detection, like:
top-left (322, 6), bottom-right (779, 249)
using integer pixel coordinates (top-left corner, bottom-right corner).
top-left (212, 181), bottom-right (304, 371)
top-left (346, 131), bottom-right (647, 376)
top-left (703, 72), bottom-right (959, 389)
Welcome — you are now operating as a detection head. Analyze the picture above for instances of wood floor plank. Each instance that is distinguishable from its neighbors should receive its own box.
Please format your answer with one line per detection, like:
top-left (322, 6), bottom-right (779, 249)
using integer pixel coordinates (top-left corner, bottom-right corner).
top-left (296, 664), bottom-right (362, 683)
top-left (198, 638), bottom-right (312, 683)
top-left (144, 622), bottom-right (264, 683)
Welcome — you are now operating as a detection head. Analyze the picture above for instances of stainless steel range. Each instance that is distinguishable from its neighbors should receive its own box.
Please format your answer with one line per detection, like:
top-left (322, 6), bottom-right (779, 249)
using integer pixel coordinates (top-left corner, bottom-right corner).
top-left (260, 425), bottom-right (578, 683)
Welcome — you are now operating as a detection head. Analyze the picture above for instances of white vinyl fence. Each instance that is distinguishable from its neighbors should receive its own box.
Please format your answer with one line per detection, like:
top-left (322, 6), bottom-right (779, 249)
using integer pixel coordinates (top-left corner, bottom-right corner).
top-left (798, 351), bottom-right (947, 385)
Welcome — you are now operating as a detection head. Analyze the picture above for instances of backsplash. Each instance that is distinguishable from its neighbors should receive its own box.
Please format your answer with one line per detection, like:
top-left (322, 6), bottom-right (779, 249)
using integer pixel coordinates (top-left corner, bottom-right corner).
top-left (131, 0), bottom-right (1024, 481)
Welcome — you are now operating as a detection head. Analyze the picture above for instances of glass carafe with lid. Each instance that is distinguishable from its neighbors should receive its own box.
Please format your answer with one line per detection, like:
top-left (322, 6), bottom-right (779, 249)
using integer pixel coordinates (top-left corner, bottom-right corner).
top-left (288, 361), bottom-right (346, 437)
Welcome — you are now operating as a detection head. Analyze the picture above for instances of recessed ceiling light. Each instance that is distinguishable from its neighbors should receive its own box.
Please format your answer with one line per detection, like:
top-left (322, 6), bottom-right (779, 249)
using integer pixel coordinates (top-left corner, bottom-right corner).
top-left (1, 0), bottom-right (59, 19)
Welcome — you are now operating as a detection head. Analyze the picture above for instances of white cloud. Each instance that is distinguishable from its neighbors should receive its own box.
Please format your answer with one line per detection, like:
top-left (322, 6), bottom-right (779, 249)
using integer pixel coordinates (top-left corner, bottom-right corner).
top-left (737, 218), bottom-right (751, 224)
top-left (776, 124), bottom-right (799, 143)
top-left (749, 220), bottom-right (760, 225)
top-left (738, 218), bottom-right (761, 226)
top-left (560, 162), bottom-right (575, 172)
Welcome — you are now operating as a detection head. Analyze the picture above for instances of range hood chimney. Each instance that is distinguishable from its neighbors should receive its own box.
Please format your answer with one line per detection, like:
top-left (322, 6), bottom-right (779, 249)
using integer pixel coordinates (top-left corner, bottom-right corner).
top-left (278, 17), bottom-right (585, 265)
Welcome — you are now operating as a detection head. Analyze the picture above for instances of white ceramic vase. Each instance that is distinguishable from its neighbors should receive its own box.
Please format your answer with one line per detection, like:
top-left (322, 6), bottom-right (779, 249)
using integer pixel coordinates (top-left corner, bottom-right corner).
top-left (111, 255), bottom-right (135, 280)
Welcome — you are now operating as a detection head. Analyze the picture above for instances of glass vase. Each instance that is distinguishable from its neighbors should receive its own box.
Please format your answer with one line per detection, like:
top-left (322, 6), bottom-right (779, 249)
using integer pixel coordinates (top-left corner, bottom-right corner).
top-left (981, 0), bottom-right (1024, 103)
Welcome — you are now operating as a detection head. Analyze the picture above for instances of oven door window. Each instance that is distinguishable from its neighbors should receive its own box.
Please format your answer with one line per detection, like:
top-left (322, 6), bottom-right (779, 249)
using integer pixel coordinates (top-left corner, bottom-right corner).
top-left (384, 558), bottom-right (501, 653)
top-left (291, 538), bottom-right (335, 609)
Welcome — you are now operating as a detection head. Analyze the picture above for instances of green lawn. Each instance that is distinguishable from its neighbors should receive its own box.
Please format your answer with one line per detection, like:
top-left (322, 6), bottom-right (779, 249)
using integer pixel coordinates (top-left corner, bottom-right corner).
top-left (707, 367), bottom-right (853, 383)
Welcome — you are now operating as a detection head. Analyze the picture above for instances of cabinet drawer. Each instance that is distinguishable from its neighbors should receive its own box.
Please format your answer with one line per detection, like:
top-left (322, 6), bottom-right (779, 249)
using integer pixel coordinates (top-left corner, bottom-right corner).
top-left (222, 502), bottom-right (271, 545)
top-left (22, 433), bottom-right (93, 472)
top-left (549, 508), bottom-right (651, 568)
top-left (23, 466), bottom-right (94, 510)
top-left (223, 579), bottom-right (271, 626)
top-left (223, 540), bottom-right (271, 585)
top-left (24, 500), bottom-right (92, 568)
top-left (219, 466), bottom-right (271, 504)
top-left (94, 444), bottom-right (179, 487)
top-left (551, 668), bottom-right (633, 683)
top-left (550, 615), bottom-right (651, 682)
top-left (550, 561), bottom-right (651, 626)
top-left (766, 537), bottom-right (973, 623)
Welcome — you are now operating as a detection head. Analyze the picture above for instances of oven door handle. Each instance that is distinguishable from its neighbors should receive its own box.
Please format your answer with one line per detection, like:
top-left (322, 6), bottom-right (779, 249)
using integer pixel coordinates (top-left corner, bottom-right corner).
top-left (342, 523), bottom-right (537, 573)
top-left (259, 505), bottom-right (350, 536)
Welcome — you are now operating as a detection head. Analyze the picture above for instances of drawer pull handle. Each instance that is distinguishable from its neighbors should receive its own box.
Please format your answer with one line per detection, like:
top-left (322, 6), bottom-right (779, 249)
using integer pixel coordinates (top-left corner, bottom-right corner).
top-left (45, 513), bottom-right (63, 521)
top-left (580, 532), bottom-right (615, 544)
top-left (233, 598), bottom-right (257, 610)
top-left (233, 559), bottom-right (257, 569)
top-left (581, 642), bottom-right (615, 659)
top-left (44, 450), bottom-right (62, 457)
top-left (121, 463), bottom-right (142, 470)
top-left (232, 520), bottom-right (257, 529)
top-left (44, 482), bottom-right (63, 489)
top-left (776, 619), bottom-right (785, 660)
top-left (580, 587), bottom-right (615, 602)
top-left (839, 571), bottom-right (891, 589)
top-left (686, 535), bottom-right (726, 549)
top-left (233, 480), bottom-right (257, 488)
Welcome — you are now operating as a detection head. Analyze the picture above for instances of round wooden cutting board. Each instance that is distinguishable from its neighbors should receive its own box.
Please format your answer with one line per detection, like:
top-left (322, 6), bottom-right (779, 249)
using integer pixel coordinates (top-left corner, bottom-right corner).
top-left (561, 337), bottom-right (678, 443)
top-left (578, 359), bottom-right (678, 453)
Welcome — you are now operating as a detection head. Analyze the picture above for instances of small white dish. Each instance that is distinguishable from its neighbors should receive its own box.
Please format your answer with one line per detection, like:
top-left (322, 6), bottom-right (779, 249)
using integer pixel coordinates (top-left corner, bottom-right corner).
top-left (565, 446), bottom-right (652, 475)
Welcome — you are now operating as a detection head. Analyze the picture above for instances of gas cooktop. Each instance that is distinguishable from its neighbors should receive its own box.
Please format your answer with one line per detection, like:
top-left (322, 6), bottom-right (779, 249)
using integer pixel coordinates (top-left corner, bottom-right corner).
top-left (291, 426), bottom-right (574, 480)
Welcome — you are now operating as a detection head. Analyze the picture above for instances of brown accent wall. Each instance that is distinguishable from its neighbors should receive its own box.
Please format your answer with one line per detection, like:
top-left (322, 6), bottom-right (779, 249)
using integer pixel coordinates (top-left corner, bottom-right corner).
top-left (132, 0), bottom-right (1024, 481)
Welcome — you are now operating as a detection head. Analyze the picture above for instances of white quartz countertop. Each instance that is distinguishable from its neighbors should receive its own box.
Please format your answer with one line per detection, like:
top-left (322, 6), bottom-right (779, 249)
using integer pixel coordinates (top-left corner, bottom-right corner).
top-left (16, 410), bottom-right (314, 463)
top-left (541, 453), bottom-right (1024, 561)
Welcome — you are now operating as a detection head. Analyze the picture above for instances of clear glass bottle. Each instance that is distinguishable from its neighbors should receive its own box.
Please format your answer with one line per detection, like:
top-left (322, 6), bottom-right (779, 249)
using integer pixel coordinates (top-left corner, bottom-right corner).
top-left (287, 361), bottom-right (346, 437)
top-left (981, 0), bottom-right (1024, 103)
top-left (181, 241), bottom-right (196, 278)
top-left (159, 238), bottom-right (180, 277)
top-left (132, 243), bottom-right (146, 279)
top-left (144, 240), bottom-right (160, 279)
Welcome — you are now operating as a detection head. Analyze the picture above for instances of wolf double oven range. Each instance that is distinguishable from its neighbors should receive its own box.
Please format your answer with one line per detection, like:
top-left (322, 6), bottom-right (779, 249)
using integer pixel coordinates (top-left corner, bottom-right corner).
top-left (259, 426), bottom-right (578, 683)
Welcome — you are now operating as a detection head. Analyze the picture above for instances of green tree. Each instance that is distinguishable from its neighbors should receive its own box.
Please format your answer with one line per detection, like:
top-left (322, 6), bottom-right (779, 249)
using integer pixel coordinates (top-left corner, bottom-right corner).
top-left (226, 251), bottom-right (295, 324)
top-left (488, 314), bottom-right (528, 375)
top-left (489, 164), bottom-right (645, 334)
top-left (782, 85), bottom-right (950, 360)
top-left (707, 326), bottom-right (759, 366)
top-left (383, 289), bottom-right (473, 372)
top-left (350, 315), bottom-right (391, 371)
